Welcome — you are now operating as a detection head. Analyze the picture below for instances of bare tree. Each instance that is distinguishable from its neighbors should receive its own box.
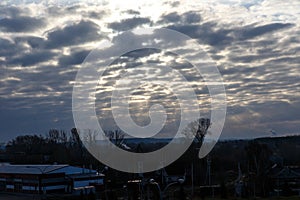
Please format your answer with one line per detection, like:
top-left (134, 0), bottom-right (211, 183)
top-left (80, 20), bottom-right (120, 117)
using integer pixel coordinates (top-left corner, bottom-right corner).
top-left (104, 129), bottom-right (125, 148)
top-left (70, 128), bottom-right (81, 146)
top-left (82, 129), bottom-right (98, 144)
top-left (47, 129), bottom-right (68, 144)
top-left (182, 118), bottom-right (211, 147)
top-left (181, 118), bottom-right (212, 195)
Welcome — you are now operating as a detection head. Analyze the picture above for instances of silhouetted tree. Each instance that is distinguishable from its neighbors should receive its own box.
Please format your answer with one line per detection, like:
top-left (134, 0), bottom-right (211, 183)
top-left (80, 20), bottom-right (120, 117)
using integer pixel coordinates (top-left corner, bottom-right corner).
top-left (6, 135), bottom-right (47, 154)
top-left (47, 129), bottom-right (68, 144)
top-left (245, 140), bottom-right (273, 197)
top-left (104, 129), bottom-right (125, 148)
top-left (182, 118), bottom-right (211, 148)
top-left (181, 118), bottom-right (212, 190)
top-left (71, 128), bottom-right (82, 145)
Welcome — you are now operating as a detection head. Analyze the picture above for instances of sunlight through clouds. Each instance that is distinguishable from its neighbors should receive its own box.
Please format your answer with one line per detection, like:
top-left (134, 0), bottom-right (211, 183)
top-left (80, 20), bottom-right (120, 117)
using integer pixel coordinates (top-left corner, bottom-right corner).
top-left (0, 0), bottom-right (299, 140)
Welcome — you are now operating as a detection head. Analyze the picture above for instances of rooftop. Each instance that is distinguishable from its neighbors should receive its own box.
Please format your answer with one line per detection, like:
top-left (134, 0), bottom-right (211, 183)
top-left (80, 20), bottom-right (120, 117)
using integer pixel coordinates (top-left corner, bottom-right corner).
top-left (0, 164), bottom-right (101, 175)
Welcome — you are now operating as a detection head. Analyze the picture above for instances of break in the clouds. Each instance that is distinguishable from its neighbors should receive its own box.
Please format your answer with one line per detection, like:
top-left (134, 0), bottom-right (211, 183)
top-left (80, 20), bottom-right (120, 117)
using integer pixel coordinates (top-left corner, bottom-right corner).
top-left (0, 0), bottom-right (299, 141)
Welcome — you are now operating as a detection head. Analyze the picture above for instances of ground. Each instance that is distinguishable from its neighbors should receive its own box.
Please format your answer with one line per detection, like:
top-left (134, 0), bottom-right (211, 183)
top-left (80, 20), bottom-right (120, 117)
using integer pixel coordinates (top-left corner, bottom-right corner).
top-left (0, 193), bottom-right (35, 200)
top-left (1, 192), bottom-right (299, 200)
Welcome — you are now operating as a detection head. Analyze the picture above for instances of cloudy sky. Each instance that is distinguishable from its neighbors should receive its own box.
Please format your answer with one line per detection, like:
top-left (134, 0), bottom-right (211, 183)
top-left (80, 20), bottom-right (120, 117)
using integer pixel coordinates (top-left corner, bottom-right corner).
top-left (0, 0), bottom-right (299, 142)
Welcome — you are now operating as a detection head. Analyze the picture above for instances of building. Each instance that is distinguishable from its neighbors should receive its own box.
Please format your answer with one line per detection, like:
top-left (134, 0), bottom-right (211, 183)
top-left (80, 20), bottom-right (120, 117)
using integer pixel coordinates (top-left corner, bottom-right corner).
top-left (0, 164), bottom-right (104, 195)
top-left (271, 166), bottom-right (300, 196)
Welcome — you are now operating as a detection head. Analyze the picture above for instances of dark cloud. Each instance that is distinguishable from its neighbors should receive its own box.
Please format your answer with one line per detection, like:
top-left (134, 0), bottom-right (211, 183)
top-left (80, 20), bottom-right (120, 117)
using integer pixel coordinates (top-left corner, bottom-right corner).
top-left (237, 23), bottom-right (293, 40)
top-left (0, 38), bottom-right (15, 56)
top-left (45, 20), bottom-right (102, 49)
top-left (266, 56), bottom-right (300, 64)
top-left (58, 50), bottom-right (91, 66)
top-left (0, 16), bottom-right (45, 32)
top-left (0, 6), bottom-right (23, 18)
top-left (229, 54), bottom-right (272, 63)
top-left (46, 6), bottom-right (65, 16)
top-left (183, 12), bottom-right (201, 24)
top-left (124, 9), bottom-right (140, 15)
top-left (108, 17), bottom-right (152, 32)
top-left (158, 11), bottom-right (294, 51)
top-left (88, 11), bottom-right (107, 19)
top-left (8, 50), bottom-right (56, 67)
top-left (25, 36), bottom-right (45, 49)
top-left (167, 23), bottom-right (232, 47)
top-left (157, 12), bottom-right (227, 47)
top-left (158, 11), bottom-right (201, 24)
top-left (159, 12), bottom-right (181, 23)
top-left (163, 1), bottom-right (180, 7)
top-left (45, 5), bottom-right (107, 20)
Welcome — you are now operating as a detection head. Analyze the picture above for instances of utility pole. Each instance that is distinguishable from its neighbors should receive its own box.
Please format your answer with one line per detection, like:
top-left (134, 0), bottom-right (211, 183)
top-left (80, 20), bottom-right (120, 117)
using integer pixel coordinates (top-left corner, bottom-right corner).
top-left (191, 163), bottom-right (194, 196)
top-left (207, 155), bottom-right (211, 186)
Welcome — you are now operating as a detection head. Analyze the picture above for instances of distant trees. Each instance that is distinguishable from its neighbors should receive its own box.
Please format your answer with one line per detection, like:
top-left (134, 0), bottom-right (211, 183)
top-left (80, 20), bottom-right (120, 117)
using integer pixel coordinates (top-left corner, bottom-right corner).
top-left (5, 128), bottom-right (96, 165)
top-left (48, 129), bottom-right (68, 144)
top-left (4, 128), bottom-right (130, 167)
top-left (6, 135), bottom-right (47, 155)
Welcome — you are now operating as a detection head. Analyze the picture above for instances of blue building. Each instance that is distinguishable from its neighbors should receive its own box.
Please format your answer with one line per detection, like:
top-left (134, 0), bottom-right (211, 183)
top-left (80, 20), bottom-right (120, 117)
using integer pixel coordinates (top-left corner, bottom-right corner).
top-left (0, 164), bottom-right (104, 194)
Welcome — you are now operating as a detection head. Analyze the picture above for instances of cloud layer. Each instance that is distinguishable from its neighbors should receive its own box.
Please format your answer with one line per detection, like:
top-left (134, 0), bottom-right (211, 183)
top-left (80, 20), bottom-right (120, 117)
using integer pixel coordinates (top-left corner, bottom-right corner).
top-left (0, 0), bottom-right (299, 141)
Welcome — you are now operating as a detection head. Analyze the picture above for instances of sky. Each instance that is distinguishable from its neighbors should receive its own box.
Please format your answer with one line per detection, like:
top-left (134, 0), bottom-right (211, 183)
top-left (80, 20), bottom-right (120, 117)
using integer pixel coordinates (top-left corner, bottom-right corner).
top-left (0, 0), bottom-right (299, 142)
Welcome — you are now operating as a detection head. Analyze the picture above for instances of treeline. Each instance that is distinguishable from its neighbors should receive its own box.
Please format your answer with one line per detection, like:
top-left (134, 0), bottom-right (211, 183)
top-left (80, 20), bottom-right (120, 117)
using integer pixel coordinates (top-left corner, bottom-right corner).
top-left (4, 128), bottom-right (101, 168)
top-left (3, 131), bottom-right (300, 169)
top-left (3, 131), bottom-right (300, 166)
top-left (2, 131), bottom-right (300, 193)
top-left (210, 135), bottom-right (300, 172)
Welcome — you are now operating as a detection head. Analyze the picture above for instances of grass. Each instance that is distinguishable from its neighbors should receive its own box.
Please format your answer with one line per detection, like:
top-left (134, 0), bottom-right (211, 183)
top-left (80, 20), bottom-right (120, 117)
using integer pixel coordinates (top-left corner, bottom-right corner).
top-left (191, 197), bottom-right (300, 200)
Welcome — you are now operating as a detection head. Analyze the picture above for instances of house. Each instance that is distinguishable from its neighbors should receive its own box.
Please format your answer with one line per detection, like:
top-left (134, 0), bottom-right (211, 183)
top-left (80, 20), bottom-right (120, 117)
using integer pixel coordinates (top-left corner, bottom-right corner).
top-left (0, 164), bottom-right (104, 195)
top-left (271, 166), bottom-right (300, 195)
top-left (0, 143), bottom-right (5, 151)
